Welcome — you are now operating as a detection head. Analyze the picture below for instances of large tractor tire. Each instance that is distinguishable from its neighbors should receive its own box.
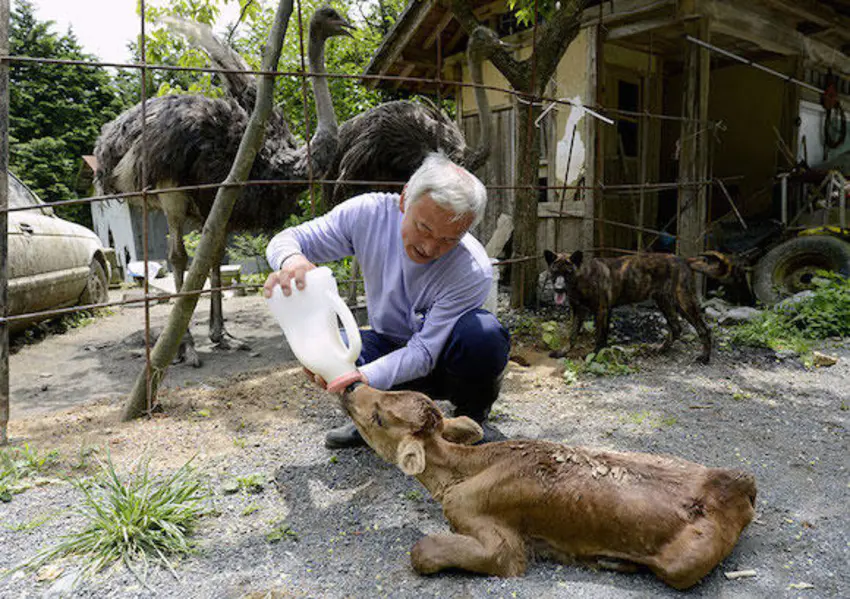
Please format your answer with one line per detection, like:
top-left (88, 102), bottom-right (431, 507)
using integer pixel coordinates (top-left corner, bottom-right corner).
top-left (752, 235), bottom-right (850, 305)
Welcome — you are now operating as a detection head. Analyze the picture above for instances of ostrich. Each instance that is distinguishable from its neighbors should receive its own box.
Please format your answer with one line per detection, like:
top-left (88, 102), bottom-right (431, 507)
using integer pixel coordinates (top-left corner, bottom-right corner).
top-left (94, 7), bottom-right (353, 367)
top-left (163, 18), bottom-right (502, 207)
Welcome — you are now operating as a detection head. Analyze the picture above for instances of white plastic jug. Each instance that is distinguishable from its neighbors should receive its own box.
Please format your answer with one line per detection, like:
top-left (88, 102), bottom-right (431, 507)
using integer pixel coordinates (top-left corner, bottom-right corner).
top-left (266, 266), bottom-right (362, 384)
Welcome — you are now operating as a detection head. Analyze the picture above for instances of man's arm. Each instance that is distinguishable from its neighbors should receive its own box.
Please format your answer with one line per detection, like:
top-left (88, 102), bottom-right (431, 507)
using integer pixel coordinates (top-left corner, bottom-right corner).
top-left (264, 195), bottom-right (371, 297)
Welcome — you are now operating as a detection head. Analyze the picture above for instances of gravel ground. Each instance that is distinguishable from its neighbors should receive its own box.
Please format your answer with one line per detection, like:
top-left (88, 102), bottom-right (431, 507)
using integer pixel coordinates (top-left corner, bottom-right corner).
top-left (1, 297), bottom-right (848, 598)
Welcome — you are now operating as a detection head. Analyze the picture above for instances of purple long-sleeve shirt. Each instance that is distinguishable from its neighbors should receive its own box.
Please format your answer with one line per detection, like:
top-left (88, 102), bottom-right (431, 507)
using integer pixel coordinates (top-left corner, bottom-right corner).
top-left (266, 192), bottom-right (492, 390)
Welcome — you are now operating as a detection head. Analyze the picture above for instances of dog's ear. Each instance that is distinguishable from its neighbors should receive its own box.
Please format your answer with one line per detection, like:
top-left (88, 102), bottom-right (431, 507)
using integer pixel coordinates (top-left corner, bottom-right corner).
top-left (569, 250), bottom-right (584, 268)
top-left (544, 249), bottom-right (557, 266)
top-left (396, 436), bottom-right (427, 475)
top-left (441, 416), bottom-right (483, 445)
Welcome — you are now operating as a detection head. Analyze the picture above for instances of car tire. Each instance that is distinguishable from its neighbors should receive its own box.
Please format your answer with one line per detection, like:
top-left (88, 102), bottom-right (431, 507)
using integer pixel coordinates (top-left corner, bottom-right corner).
top-left (752, 236), bottom-right (850, 305)
top-left (80, 259), bottom-right (109, 305)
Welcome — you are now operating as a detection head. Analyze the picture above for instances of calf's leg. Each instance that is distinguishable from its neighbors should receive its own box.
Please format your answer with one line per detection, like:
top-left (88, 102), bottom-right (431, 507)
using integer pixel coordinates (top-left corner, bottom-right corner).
top-left (411, 525), bottom-right (526, 577)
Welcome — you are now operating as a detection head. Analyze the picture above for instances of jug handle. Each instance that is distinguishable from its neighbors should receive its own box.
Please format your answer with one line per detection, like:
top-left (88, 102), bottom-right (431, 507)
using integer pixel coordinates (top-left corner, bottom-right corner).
top-left (326, 291), bottom-right (362, 364)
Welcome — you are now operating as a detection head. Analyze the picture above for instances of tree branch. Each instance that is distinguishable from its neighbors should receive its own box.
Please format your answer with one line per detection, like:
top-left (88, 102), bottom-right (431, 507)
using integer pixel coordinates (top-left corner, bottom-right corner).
top-left (447, 0), bottom-right (529, 90)
top-left (534, 0), bottom-right (588, 92)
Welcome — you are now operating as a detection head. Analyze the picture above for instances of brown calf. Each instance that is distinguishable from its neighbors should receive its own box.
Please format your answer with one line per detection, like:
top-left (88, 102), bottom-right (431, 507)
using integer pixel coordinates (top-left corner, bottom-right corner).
top-left (343, 385), bottom-right (756, 589)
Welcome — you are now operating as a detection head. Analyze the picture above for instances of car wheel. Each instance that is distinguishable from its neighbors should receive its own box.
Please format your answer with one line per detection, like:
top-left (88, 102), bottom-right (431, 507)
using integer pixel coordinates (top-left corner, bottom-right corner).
top-left (80, 259), bottom-right (109, 305)
top-left (752, 236), bottom-right (850, 305)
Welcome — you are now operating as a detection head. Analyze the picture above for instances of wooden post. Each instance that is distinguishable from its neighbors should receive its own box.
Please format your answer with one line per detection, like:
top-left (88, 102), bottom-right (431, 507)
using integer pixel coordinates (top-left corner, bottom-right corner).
top-left (583, 24), bottom-right (600, 256)
top-left (0, 0), bottom-right (9, 445)
top-left (677, 17), bottom-right (710, 259)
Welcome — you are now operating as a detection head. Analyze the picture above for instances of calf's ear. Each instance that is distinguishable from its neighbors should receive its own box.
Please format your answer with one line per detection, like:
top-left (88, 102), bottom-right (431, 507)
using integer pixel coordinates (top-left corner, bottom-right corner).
top-left (544, 249), bottom-right (557, 266)
top-left (396, 436), bottom-right (427, 475)
top-left (441, 417), bottom-right (484, 445)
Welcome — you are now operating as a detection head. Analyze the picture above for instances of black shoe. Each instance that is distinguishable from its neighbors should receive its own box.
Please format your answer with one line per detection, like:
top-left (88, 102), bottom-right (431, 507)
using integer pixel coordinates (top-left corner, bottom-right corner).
top-left (476, 421), bottom-right (507, 444)
top-left (324, 422), bottom-right (366, 449)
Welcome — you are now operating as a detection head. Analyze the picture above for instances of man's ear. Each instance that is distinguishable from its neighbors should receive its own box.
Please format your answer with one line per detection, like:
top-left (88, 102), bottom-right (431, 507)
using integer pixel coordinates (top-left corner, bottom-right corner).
top-left (569, 250), bottom-right (584, 268)
top-left (544, 249), bottom-right (557, 266)
top-left (396, 436), bottom-right (426, 475)
top-left (399, 185), bottom-right (407, 213)
top-left (441, 417), bottom-right (483, 445)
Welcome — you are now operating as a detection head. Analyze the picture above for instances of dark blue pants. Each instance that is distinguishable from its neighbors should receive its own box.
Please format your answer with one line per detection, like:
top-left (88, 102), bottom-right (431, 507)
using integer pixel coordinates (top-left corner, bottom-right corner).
top-left (356, 309), bottom-right (510, 417)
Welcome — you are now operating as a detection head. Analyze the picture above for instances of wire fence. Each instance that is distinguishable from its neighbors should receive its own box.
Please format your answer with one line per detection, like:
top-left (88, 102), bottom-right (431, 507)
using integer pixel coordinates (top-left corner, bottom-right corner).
top-left (0, 0), bottom-right (730, 436)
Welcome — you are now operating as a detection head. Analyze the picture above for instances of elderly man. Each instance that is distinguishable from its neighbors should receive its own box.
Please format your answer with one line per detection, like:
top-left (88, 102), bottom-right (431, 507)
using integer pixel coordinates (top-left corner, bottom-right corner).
top-left (264, 153), bottom-right (510, 448)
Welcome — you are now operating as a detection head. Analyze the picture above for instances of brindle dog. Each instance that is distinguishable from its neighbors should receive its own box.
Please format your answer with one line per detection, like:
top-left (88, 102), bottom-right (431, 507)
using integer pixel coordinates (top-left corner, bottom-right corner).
top-left (544, 250), bottom-right (712, 363)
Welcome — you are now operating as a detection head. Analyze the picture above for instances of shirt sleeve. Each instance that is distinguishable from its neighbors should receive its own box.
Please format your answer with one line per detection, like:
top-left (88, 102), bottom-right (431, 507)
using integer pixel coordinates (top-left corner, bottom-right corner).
top-left (359, 267), bottom-right (491, 390)
top-left (267, 195), bottom-right (377, 269)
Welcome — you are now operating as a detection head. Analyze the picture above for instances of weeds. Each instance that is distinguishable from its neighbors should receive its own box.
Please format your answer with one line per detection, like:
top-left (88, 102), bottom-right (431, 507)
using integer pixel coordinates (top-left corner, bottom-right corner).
top-left (562, 347), bottom-right (636, 384)
top-left (0, 444), bottom-right (60, 502)
top-left (15, 455), bottom-right (208, 584)
top-left (731, 272), bottom-right (850, 360)
top-left (266, 521), bottom-right (298, 543)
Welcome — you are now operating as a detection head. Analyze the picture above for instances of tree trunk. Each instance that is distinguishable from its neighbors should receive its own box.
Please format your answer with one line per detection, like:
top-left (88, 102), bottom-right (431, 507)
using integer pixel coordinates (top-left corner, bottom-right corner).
top-left (122, 0), bottom-right (295, 421)
top-left (511, 101), bottom-right (542, 308)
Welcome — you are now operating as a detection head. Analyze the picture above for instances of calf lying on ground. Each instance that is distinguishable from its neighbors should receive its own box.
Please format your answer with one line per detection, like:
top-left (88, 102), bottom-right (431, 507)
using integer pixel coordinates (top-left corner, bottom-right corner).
top-left (342, 384), bottom-right (757, 589)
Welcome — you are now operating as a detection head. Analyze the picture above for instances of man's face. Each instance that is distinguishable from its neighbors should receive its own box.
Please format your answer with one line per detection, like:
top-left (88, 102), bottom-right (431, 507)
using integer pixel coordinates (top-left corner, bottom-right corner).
top-left (400, 192), bottom-right (474, 264)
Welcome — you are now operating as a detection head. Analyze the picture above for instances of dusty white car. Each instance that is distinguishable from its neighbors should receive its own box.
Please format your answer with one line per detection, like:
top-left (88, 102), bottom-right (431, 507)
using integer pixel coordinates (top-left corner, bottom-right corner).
top-left (6, 172), bottom-right (111, 331)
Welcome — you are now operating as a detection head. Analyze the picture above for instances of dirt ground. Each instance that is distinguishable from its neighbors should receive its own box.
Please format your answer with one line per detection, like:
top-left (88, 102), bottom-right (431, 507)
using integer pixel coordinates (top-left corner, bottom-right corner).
top-left (1, 291), bottom-right (848, 598)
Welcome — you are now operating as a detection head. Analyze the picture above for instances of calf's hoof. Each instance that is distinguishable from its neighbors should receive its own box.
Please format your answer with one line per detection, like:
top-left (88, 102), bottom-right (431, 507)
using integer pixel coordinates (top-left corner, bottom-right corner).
top-left (411, 537), bottom-right (444, 575)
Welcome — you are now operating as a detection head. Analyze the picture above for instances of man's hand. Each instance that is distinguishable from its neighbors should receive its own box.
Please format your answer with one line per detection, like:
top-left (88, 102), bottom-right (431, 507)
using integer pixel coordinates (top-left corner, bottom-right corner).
top-left (303, 368), bottom-right (368, 394)
top-left (263, 254), bottom-right (316, 298)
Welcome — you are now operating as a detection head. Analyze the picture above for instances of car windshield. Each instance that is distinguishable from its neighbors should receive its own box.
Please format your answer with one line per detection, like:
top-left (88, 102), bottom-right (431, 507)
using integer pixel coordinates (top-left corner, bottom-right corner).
top-left (8, 173), bottom-right (51, 215)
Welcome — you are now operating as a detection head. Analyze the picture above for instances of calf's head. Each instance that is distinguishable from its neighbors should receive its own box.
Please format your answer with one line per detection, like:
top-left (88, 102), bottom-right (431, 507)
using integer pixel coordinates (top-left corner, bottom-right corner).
top-left (342, 385), bottom-right (483, 475)
top-left (544, 249), bottom-right (583, 306)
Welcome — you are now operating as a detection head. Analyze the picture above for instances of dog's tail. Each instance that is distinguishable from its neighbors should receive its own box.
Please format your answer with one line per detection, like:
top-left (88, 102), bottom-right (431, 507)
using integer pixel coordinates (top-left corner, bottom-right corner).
top-left (686, 251), bottom-right (735, 281)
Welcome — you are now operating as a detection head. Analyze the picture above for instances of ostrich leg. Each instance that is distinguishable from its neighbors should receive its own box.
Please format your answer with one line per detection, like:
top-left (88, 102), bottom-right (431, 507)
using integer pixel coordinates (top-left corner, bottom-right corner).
top-left (209, 261), bottom-right (250, 351)
top-left (163, 193), bottom-right (202, 368)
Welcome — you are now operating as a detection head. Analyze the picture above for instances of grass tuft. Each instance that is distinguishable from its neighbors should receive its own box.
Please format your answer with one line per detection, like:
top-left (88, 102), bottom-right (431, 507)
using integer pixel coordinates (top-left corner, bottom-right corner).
top-left (0, 444), bottom-right (60, 502)
top-left (16, 454), bottom-right (208, 584)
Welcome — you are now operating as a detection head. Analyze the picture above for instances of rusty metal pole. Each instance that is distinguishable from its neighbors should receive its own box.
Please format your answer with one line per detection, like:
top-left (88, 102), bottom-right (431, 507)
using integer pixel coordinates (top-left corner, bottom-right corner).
top-left (0, 0), bottom-right (9, 445)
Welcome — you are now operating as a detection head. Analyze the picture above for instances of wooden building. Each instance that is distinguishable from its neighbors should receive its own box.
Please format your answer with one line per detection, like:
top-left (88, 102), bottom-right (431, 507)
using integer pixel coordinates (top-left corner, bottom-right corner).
top-left (365, 0), bottom-right (850, 262)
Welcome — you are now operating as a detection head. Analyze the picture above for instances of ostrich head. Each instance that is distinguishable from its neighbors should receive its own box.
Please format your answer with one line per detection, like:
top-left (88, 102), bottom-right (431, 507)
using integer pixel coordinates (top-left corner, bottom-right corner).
top-left (310, 6), bottom-right (355, 42)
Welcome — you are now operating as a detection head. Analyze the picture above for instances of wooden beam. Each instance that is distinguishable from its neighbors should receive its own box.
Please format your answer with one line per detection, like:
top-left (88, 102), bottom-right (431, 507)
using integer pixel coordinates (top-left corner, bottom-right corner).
top-left (677, 17), bottom-right (711, 261)
top-left (393, 63), bottom-right (417, 90)
top-left (606, 15), bottom-right (683, 40)
top-left (765, 0), bottom-right (850, 31)
top-left (423, 11), bottom-right (454, 50)
top-left (376, 0), bottom-right (436, 77)
top-left (580, 0), bottom-right (676, 27)
top-left (706, 0), bottom-right (850, 71)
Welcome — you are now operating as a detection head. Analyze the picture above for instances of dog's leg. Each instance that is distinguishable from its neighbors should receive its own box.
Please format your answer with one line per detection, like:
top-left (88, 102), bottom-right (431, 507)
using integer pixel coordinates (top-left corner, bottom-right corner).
top-left (655, 295), bottom-right (682, 352)
top-left (411, 526), bottom-right (526, 577)
top-left (551, 303), bottom-right (585, 358)
top-left (593, 302), bottom-right (611, 353)
top-left (675, 291), bottom-right (711, 364)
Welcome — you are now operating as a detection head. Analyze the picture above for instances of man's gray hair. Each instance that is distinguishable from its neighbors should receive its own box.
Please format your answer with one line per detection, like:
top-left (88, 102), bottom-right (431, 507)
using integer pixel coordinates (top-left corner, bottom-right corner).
top-left (404, 153), bottom-right (487, 227)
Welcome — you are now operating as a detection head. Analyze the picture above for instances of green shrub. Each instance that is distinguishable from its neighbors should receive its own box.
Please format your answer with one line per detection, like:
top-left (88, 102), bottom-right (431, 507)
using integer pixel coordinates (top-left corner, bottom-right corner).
top-left (731, 272), bottom-right (850, 356)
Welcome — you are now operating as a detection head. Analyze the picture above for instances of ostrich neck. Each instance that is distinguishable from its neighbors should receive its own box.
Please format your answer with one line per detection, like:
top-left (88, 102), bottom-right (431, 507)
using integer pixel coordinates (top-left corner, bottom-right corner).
top-left (308, 31), bottom-right (337, 135)
top-left (467, 52), bottom-right (492, 171)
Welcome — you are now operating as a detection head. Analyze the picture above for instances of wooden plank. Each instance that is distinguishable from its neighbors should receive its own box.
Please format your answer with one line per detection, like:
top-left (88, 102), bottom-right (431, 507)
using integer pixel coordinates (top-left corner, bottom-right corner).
top-left (423, 11), bottom-right (454, 50)
top-left (584, 23), bottom-right (601, 254)
top-left (393, 63), bottom-right (417, 90)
